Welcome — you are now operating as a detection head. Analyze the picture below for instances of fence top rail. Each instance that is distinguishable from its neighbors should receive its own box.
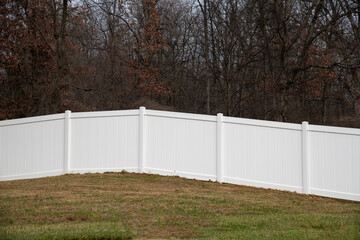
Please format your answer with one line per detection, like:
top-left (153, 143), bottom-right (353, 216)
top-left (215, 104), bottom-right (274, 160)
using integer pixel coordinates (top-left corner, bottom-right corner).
top-left (222, 116), bottom-right (302, 131)
top-left (2, 108), bottom-right (359, 136)
top-left (71, 109), bottom-right (139, 119)
top-left (145, 109), bottom-right (217, 122)
top-left (0, 113), bottom-right (65, 127)
top-left (308, 124), bottom-right (360, 136)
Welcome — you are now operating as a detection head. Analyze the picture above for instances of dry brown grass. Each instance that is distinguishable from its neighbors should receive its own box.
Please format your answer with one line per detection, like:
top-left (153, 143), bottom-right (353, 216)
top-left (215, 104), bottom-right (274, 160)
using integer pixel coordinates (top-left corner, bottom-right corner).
top-left (0, 172), bottom-right (359, 239)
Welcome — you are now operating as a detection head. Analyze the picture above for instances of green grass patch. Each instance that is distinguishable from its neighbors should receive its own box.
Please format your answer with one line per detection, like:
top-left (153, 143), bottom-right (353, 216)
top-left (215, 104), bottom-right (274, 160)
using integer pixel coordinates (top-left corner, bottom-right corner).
top-left (0, 172), bottom-right (359, 239)
top-left (0, 222), bottom-right (132, 240)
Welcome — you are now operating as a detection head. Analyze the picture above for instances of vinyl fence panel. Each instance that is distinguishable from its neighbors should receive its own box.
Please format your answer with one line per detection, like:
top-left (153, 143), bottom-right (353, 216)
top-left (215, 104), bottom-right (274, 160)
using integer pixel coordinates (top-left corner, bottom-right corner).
top-left (0, 114), bottom-right (65, 180)
top-left (70, 110), bottom-right (139, 173)
top-left (222, 117), bottom-right (303, 192)
top-left (309, 125), bottom-right (360, 201)
top-left (145, 110), bottom-right (217, 181)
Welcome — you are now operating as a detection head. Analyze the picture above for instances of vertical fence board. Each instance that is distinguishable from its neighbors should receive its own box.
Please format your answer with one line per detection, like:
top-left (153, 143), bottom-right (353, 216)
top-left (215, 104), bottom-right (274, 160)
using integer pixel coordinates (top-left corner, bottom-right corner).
top-left (139, 107), bottom-right (145, 173)
top-left (302, 122), bottom-right (310, 193)
top-left (217, 113), bottom-right (223, 182)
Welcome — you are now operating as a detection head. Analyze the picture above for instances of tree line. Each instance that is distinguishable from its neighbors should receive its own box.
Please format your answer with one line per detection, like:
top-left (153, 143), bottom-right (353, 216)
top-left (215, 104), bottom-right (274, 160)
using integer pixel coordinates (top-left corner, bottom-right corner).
top-left (1, 0), bottom-right (359, 127)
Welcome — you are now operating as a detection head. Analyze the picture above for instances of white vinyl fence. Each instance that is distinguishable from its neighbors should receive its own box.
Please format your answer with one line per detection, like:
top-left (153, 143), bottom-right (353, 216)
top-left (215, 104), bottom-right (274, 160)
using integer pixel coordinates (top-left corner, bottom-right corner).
top-left (0, 108), bottom-right (359, 201)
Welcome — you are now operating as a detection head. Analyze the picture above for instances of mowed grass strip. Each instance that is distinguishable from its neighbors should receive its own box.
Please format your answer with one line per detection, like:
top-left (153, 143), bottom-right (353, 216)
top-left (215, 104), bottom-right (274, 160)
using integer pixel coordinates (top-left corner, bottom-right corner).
top-left (0, 172), bottom-right (359, 239)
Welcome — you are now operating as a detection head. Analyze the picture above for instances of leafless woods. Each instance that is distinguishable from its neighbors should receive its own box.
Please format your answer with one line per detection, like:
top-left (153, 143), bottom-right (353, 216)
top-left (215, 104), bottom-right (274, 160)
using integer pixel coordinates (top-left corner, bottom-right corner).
top-left (1, 0), bottom-right (359, 126)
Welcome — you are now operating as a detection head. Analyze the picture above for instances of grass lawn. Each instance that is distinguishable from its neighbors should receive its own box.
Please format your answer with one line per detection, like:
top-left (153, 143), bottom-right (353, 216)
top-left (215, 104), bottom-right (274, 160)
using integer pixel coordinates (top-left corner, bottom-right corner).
top-left (0, 172), bottom-right (359, 239)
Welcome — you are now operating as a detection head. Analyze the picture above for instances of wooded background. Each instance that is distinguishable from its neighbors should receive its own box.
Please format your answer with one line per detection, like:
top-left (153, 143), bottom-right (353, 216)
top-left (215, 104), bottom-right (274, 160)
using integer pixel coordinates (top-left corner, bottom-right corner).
top-left (1, 0), bottom-right (359, 127)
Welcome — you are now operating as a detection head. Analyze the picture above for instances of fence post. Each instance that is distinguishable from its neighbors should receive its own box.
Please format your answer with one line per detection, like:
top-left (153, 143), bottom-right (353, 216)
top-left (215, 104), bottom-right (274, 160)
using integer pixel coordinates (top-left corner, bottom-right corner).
top-left (217, 113), bottom-right (223, 183)
top-left (302, 121), bottom-right (310, 194)
top-left (139, 106), bottom-right (146, 173)
top-left (64, 110), bottom-right (71, 174)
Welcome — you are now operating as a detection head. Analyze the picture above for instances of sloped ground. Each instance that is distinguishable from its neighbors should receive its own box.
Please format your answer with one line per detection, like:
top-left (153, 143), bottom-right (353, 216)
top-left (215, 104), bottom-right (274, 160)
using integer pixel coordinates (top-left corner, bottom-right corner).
top-left (0, 172), bottom-right (359, 239)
